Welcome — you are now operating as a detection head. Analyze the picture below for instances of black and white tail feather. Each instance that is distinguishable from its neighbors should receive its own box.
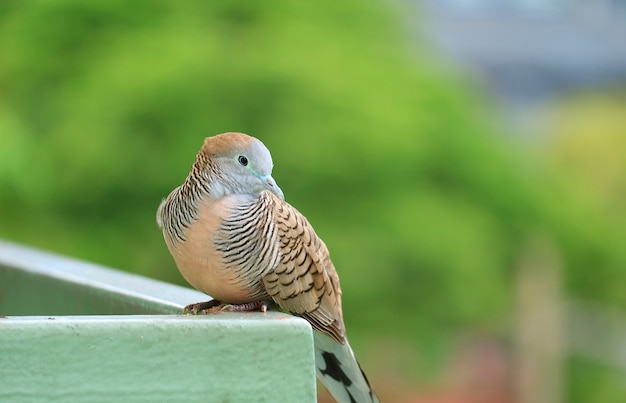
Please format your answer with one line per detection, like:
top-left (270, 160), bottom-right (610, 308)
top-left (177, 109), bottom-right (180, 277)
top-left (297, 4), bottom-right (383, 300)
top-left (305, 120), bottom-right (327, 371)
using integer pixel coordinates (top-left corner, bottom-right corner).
top-left (314, 332), bottom-right (380, 403)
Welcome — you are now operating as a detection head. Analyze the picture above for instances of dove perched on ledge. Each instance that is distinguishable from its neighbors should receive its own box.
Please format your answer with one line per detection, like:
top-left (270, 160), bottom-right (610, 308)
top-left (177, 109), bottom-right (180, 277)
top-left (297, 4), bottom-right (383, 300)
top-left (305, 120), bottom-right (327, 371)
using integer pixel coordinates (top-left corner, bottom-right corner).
top-left (157, 132), bottom-right (379, 403)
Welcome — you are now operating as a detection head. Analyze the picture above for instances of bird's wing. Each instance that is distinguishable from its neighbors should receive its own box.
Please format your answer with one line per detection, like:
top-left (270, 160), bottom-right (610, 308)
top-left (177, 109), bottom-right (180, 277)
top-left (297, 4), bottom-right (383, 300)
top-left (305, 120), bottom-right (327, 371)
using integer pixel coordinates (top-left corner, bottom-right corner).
top-left (260, 191), bottom-right (346, 344)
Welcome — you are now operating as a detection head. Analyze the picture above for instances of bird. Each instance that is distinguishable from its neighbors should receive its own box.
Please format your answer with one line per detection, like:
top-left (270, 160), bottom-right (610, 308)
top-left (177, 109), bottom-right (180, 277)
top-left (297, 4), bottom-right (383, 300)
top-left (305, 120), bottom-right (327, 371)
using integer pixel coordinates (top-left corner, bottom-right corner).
top-left (157, 132), bottom-right (379, 403)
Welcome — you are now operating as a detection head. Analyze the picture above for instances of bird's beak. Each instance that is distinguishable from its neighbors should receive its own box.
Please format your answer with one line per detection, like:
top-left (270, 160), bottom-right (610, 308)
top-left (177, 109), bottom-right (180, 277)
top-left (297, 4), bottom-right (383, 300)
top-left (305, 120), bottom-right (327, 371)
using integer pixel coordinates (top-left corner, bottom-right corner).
top-left (263, 175), bottom-right (285, 201)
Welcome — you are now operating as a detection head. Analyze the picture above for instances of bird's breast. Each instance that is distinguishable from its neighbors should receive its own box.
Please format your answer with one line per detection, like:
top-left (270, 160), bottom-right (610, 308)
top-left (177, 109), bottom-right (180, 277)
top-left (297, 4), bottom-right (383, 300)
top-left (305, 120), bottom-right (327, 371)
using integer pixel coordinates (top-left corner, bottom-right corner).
top-left (165, 196), bottom-right (263, 304)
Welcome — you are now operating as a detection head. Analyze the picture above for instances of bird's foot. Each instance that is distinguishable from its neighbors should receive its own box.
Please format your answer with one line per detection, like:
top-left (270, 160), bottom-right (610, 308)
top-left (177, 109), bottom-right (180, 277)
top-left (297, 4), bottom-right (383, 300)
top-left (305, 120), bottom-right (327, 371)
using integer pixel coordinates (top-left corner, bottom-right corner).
top-left (183, 300), bottom-right (222, 314)
top-left (183, 299), bottom-right (271, 314)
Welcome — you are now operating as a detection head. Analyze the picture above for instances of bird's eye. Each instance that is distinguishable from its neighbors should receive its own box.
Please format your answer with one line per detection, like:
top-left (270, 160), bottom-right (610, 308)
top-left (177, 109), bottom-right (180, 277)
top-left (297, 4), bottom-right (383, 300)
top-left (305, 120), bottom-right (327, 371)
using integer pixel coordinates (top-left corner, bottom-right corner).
top-left (237, 155), bottom-right (249, 166)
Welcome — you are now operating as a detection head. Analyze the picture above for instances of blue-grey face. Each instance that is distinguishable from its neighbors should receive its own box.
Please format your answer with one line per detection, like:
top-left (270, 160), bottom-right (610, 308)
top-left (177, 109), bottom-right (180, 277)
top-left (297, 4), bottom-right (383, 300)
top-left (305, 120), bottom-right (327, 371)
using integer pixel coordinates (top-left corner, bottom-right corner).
top-left (228, 138), bottom-right (285, 200)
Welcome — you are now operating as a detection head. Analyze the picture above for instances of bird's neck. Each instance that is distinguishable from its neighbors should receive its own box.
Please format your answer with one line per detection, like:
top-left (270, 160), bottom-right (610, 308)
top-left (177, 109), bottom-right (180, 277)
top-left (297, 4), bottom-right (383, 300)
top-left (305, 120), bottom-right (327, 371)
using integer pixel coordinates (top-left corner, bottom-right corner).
top-left (183, 158), bottom-right (227, 200)
top-left (158, 162), bottom-right (215, 242)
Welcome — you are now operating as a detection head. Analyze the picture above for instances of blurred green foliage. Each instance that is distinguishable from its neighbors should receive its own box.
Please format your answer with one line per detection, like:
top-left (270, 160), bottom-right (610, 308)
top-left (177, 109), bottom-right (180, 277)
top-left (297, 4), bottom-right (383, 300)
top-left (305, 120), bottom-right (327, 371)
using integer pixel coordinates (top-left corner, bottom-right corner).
top-left (1, 0), bottom-right (626, 398)
top-left (536, 91), bottom-right (626, 307)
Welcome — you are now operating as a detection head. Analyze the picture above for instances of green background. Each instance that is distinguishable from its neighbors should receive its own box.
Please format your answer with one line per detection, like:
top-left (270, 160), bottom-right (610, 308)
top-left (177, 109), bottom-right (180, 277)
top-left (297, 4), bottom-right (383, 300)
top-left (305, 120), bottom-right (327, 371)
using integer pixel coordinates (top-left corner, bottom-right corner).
top-left (1, 1), bottom-right (625, 401)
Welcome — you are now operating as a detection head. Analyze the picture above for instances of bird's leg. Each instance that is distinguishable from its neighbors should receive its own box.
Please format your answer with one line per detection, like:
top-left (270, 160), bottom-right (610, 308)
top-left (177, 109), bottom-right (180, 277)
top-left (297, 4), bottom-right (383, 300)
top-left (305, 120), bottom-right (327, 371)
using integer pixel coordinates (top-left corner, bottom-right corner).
top-left (206, 299), bottom-right (272, 314)
top-left (222, 300), bottom-right (271, 313)
top-left (183, 299), bottom-right (222, 314)
top-left (184, 299), bottom-right (272, 314)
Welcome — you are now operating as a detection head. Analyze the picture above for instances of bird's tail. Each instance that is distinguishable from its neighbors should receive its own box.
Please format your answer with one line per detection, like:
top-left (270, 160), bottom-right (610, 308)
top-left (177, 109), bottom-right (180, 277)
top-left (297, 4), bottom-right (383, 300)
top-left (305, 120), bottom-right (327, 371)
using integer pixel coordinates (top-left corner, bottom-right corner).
top-left (314, 331), bottom-right (380, 403)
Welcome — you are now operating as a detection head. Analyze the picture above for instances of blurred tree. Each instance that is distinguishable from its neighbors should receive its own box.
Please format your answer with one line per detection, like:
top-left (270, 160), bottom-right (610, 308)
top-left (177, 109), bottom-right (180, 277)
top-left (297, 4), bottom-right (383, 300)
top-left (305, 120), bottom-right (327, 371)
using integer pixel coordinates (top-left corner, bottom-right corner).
top-left (536, 92), bottom-right (626, 307)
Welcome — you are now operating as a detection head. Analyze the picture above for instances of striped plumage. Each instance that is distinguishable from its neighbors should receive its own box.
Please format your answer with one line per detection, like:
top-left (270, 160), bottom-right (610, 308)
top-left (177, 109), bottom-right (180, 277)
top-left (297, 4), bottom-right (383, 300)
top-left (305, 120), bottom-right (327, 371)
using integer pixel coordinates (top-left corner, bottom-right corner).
top-left (157, 132), bottom-right (379, 402)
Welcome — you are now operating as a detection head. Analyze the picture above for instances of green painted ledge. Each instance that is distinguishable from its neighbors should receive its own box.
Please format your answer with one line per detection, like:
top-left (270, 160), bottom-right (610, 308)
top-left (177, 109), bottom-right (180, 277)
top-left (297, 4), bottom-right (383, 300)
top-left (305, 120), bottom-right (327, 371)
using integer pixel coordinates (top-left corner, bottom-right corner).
top-left (0, 240), bottom-right (316, 402)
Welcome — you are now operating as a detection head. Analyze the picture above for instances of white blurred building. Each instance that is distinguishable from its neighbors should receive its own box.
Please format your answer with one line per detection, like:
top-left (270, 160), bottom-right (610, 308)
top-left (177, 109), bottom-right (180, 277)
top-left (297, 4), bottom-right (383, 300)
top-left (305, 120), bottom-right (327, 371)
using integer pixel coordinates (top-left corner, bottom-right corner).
top-left (417, 0), bottom-right (626, 107)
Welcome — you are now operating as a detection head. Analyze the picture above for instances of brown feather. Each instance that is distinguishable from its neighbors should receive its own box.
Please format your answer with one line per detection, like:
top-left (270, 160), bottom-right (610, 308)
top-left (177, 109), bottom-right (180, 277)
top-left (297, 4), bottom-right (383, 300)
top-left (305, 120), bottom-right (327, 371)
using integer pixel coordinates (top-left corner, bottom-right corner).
top-left (260, 192), bottom-right (346, 344)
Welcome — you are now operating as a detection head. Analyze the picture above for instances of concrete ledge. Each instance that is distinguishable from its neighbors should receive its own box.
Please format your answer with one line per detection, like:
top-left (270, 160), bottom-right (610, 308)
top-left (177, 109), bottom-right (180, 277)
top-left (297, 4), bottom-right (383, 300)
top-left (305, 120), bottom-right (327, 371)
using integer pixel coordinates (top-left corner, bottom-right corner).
top-left (0, 314), bottom-right (316, 402)
top-left (0, 239), bottom-right (207, 315)
top-left (0, 240), bottom-right (316, 402)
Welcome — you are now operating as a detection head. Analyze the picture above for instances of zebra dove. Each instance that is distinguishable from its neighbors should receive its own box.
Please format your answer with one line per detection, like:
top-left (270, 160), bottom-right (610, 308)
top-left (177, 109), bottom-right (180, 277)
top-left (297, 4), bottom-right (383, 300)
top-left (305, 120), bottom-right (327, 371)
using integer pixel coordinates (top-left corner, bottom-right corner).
top-left (157, 132), bottom-right (379, 403)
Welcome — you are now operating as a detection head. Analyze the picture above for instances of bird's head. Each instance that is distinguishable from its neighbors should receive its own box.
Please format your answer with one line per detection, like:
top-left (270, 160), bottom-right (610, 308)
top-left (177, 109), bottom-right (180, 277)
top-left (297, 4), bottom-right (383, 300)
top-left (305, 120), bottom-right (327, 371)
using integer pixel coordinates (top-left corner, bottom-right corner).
top-left (196, 132), bottom-right (284, 200)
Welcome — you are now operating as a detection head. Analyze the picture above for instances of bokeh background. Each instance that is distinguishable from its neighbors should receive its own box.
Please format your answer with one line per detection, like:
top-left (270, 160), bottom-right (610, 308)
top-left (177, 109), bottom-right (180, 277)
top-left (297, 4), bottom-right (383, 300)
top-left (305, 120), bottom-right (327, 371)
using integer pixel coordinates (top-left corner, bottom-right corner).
top-left (2, 1), bottom-right (626, 402)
